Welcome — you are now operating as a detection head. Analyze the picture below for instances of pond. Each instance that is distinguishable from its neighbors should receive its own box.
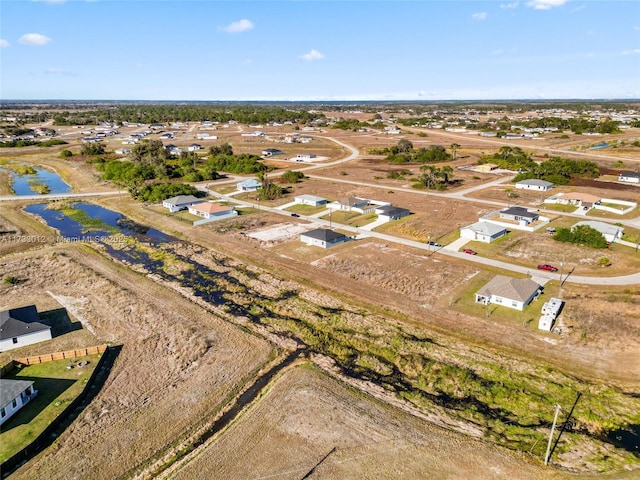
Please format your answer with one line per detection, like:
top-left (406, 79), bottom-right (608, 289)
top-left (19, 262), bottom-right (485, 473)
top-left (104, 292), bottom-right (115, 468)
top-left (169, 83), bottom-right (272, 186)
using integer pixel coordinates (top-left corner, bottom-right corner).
top-left (587, 142), bottom-right (610, 150)
top-left (2, 166), bottom-right (72, 195)
top-left (24, 203), bottom-right (173, 243)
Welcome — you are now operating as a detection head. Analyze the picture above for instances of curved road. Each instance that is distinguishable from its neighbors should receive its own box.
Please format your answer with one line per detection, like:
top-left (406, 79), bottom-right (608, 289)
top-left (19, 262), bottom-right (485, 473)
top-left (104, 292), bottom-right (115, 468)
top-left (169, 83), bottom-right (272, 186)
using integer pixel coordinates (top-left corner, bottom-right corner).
top-left (2, 132), bottom-right (639, 285)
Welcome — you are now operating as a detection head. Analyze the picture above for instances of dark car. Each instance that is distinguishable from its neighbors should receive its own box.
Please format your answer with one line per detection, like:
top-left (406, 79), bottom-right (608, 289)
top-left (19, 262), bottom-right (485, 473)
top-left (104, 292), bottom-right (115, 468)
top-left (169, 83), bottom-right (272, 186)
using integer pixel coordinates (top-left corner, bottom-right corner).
top-left (427, 241), bottom-right (442, 247)
top-left (291, 213), bottom-right (300, 217)
top-left (462, 248), bottom-right (477, 255)
top-left (537, 264), bottom-right (558, 272)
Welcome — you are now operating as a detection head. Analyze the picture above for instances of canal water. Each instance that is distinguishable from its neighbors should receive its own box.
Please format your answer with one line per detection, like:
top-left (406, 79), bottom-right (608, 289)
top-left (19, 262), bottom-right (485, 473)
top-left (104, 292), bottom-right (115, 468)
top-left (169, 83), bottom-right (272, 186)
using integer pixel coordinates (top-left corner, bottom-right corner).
top-left (3, 166), bottom-right (72, 195)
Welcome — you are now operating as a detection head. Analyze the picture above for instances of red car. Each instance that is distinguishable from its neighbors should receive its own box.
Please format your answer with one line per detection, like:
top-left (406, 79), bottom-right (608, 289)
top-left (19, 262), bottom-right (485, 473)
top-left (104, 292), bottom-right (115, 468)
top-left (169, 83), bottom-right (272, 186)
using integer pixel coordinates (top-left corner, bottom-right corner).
top-left (462, 248), bottom-right (477, 255)
top-left (537, 264), bottom-right (558, 272)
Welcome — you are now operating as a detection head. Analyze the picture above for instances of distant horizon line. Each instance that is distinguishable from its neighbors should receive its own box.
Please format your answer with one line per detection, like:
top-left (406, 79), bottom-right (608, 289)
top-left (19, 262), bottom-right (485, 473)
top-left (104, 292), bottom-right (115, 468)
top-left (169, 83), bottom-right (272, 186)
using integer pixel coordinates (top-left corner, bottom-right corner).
top-left (2, 98), bottom-right (639, 105)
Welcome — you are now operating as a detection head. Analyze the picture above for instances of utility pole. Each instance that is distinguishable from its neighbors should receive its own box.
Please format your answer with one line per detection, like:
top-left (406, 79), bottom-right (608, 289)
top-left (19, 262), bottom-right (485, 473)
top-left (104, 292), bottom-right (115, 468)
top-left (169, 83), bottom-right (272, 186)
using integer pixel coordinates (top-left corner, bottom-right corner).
top-left (544, 404), bottom-right (562, 466)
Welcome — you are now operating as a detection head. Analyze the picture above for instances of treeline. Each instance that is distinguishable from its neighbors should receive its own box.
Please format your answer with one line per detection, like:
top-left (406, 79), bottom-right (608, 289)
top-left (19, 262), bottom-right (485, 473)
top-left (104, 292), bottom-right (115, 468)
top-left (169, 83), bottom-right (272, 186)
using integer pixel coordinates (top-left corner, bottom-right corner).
top-left (331, 118), bottom-right (384, 131)
top-left (0, 139), bottom-right (67, 148)
top-left (481, 146), bottom-right (599, 185)
top-left (51, 105), bottom-right (325, 126)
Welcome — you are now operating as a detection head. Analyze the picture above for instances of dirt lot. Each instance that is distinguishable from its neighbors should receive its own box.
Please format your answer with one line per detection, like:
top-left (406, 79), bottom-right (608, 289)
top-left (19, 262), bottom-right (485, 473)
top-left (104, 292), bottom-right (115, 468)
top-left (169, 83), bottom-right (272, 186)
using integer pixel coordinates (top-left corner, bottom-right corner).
top-left (168, 365), bottom-right (566, 480)
top-left (2, 247), bottom-right (273, 480)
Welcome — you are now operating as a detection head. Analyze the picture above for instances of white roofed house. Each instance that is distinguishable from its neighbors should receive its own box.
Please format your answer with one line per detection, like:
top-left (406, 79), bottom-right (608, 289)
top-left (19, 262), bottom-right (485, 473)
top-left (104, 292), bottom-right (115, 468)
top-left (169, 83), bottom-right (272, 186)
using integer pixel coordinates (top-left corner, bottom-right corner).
top-left (0, 379), bottom-right (37, 426)
top-left (515, 179), bottom-right (554, 191)
top-left (475, 275), bottom-right (542, 311)
top-left (188, 143), bottom-right (202, 152)
top-left (460, 221), bottom-right (508, 243)
top-left (294, 194), bottom-right (327, 207)
top-left (236, 179), bottom-right (262, 192)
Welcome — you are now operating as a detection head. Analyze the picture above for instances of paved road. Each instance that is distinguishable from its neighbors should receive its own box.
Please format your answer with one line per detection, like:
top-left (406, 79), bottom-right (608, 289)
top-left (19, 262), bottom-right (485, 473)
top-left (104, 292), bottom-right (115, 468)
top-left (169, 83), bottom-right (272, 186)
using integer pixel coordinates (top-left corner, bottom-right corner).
top-left (0, 191), bottom-right (120, 202)
top-left (2, 133), bottom-right (639, 285)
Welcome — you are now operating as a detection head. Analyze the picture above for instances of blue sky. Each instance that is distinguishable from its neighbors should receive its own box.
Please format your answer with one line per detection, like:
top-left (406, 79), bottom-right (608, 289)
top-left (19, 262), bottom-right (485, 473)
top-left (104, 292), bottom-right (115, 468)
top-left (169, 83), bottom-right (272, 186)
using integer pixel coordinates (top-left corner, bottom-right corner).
top-left (1, 0), bottom-right (639, 100)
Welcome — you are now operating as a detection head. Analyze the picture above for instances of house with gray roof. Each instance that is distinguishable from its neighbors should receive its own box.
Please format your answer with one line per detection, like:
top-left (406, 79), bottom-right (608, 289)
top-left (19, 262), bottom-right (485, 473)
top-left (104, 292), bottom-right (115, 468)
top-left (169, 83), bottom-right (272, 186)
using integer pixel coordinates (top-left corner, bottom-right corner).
top-left (375, 205), bottom-right (411, 221)
top-left (0, 305), bottom-right (52, 352)
top-left (475, 275), bottom-right (541, 311)
top-left (618, 171), bottom-right (640, 184)
top-left (499, 207), bottom-right (539, 224)
top-left (162, 195), bottom-right (202, 213)
top-left (515, 179), bottom-right (554, 191)
top-left (300, 228), bottom-right (349, 248)
top-left (460, 221), bottom-right (508, 243)
top-left (572, 220), bottom-right (624, 243)
top-left (0, 379), bottom-right (37, 426)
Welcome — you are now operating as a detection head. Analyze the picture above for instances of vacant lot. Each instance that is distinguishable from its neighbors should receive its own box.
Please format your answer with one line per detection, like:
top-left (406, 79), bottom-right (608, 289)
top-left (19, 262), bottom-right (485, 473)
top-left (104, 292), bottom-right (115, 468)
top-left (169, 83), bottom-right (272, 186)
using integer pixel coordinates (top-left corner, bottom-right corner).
top-left (3, 247), bottom-right (273, 480)
top-left (169, 365), bottom-right (567, 480)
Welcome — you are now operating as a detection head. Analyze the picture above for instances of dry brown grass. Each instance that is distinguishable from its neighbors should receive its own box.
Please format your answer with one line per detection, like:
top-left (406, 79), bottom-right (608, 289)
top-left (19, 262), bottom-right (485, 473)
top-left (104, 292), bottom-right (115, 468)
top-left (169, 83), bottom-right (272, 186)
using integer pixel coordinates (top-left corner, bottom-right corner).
top-left (168, 364), bottom-right (568, 480)
top-left (3, 247), bottom-right (273, 480)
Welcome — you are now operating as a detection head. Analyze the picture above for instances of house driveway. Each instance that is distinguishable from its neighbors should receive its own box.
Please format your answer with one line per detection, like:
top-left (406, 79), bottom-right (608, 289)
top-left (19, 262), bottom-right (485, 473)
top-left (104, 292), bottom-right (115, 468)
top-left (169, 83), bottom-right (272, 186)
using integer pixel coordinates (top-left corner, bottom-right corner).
top-left (359, 217), bottom-right (388, 231)
top-left (443, 236), bottom-right (469, 251)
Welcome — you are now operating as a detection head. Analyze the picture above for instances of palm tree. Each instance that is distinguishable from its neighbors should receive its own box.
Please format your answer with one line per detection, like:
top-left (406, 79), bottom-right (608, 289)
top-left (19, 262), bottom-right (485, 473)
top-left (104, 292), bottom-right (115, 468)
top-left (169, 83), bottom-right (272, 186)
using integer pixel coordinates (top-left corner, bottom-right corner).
top-left (450, 143), bottom-right (460, 160)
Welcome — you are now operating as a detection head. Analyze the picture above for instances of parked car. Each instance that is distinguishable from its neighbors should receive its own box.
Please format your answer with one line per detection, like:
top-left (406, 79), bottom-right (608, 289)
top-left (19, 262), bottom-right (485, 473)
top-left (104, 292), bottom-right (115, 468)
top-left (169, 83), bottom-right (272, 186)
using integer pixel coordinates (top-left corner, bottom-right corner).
top-left (462, 248), bottom-right (477, 255)
top-left (537, 264), bottom-right (558, 272)
top-left (427, 241), bottom-right (442, 247)
top-left (291, 213), bottom-right (300, 217)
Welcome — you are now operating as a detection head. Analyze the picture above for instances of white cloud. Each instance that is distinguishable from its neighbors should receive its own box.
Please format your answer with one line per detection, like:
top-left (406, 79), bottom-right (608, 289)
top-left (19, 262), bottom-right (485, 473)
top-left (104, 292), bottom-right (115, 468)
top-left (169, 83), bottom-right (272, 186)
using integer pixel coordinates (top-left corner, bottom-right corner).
top-left (300, 49), bottom-right (325, 61)
top-left (222, 19), bottom-right (254, 34)
top-left (19, 33), bottom-right (51, 46)
top-left (44, 68), bottom-right (76, 76)
top-left (622, 49), bottom-right (640, 55)
top-left (472, 12), bottom-right (487, 21)
top-left (500, 2), bottom-right (519, 8)
top-left (0, 39), bottom-right (9, 48)
top-left (526, 0), bottom-right (568, 10)
top-left (32, 0), bottom-right (67, 3)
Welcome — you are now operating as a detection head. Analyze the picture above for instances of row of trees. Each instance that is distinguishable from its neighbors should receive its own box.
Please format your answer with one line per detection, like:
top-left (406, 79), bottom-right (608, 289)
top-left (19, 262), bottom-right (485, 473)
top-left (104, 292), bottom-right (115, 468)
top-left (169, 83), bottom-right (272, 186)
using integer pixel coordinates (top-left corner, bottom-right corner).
top-left (51, 105), bottom-right (325, 126)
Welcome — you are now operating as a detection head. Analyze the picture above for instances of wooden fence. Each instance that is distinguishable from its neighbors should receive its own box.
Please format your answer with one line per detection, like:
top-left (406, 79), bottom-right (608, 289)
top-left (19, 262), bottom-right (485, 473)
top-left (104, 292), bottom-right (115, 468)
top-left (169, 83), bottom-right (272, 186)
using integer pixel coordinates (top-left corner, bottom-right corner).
top-left (15, 344), bottom-right (108, 366)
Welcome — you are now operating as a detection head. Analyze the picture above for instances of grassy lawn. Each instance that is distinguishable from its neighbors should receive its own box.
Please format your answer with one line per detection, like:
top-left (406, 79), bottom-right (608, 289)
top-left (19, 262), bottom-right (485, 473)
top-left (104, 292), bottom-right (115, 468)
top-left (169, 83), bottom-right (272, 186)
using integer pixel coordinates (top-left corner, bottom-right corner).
top-left (287, 204), bottom-right (328, 215)
top-left (543, 203), bottom-right (580, 213)
top-left (0, 354), bottom-right (100, 463)
top-left (320, 210), bottom-right (377, 227)
top-left (588, 206), bottom-right (639, 220)
top-left (450, 271), bottom-right (558, 330)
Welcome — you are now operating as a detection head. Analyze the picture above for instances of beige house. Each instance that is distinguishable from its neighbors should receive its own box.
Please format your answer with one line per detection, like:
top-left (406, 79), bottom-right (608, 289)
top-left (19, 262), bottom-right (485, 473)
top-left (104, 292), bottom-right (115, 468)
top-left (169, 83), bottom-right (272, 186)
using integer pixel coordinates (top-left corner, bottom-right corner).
top-left (475, 276), bottom-right (541, 311)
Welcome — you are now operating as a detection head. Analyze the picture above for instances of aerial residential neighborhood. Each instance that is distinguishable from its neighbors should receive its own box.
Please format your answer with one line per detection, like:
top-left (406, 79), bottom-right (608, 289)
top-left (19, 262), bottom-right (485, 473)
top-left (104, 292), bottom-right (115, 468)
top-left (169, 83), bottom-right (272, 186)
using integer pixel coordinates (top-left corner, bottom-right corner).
top-left (1, 0), bottom-right (640, 474)
top-left (1, 99), bottom-right (639, 479)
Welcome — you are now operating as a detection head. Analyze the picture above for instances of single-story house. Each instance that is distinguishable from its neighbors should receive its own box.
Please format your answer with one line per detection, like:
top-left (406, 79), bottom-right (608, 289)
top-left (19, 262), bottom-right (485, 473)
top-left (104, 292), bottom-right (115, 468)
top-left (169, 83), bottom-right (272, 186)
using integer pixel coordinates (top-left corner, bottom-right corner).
top-left (499, 207), bottom-right (539, 225)
top-left (187, 202), bottom-right (236, 220)
top-left (0, 305), bottom-right (52, 352)
top-left (188, 143), bottom-right (202, 151)
top-left (375, 205), bottom-right (411, 221)
top-left (572, 220), bottom-right (624, 243)
top-left (162, 195), bottom-right (202, 213)
top-left (236, 179), bottom-right (262, 192)
top-left (114, 148), bottom-right (132, 155)
top-left (300, 229), bottom-right (349, 249)
top-left (618, 171), bottom-right (640, 184)
top-left (295, 153), bottom-right (316, 162)
top-left (475, 275), bottom-right (542, 311)
top-left (196, 133), bottom-right (217, 140)
top-left (552, 192), bottom-right (601, 208)
top-left (0, 379), bottom-right (37, 426)
top-left (295, 194), bottom-right (327, 207)
top-left (262, 148), bottom-right (283, 157)
top-left (515, 179), bottom-right (554, 191)
top-left (460, 221), bottom-right (508, 243)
